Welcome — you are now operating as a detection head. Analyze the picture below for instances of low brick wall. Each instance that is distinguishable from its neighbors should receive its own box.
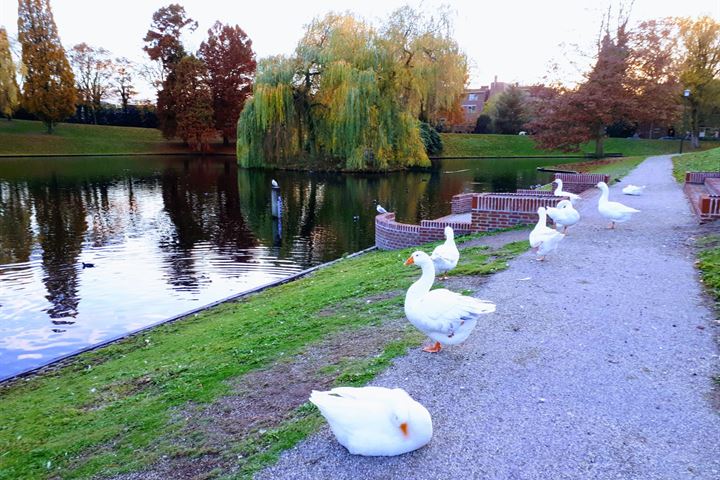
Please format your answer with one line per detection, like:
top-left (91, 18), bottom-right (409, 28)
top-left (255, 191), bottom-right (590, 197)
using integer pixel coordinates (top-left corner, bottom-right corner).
top-left (470, 193), bottom-right (564, 231)
top-left (554, 173), bottom-right (610, 194)
top-left (375, 213), bottom-right (472, 250)
top-left (451, 193), bottom-right (475, 214)
top-left (685, 171), bottom-right (720, 184)
top-left (515, 189), bottom-right (554, 196)
top-left (683, 172), bottom-right (720, 224)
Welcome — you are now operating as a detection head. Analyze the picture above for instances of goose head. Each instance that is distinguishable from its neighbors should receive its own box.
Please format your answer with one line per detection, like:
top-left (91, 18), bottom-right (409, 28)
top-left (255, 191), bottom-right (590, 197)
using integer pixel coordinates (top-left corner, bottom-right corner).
top-left (388, 389), bottom-right (432, 443)
top-left (444, 226), bottom-right (454, 240)
top-left (557, 200), bottom-right (573, 209)
top-left (404, 250), bottom-right (432, 267)
top-left (596, 181), bottom-right (609, 191)
top-left (554, 179), bottom-right (563, 190)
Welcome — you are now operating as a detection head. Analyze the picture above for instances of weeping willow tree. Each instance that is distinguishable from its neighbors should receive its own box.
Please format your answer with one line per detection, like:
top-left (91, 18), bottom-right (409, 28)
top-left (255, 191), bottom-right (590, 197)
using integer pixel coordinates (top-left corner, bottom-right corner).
top-left (237, 9), bottom-right (467, 171)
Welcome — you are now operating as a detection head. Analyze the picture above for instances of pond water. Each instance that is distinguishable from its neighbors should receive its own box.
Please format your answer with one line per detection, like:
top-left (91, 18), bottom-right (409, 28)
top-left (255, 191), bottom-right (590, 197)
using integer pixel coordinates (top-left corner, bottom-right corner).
top-left (0, 154), bottom-right (580, 378)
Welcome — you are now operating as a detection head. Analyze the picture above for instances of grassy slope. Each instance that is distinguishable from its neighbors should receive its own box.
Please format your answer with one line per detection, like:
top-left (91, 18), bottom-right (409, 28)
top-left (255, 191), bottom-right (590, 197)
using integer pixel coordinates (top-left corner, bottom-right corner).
top-left (0, 119), bottom-right (234, 155)
top-left (694, 235), bottom-right (720, 393)
top-left (440, 133), bottom-right (720, 158)
top-left (672, 146), bottom-right (720, 182)
top-left (0, 237), bottom-right (527, 480)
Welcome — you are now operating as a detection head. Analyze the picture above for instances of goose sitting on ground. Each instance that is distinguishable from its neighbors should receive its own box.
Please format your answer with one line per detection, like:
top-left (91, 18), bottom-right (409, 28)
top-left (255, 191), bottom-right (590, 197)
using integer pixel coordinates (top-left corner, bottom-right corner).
top-left (529, 207), bottom-right (565, 261)
top-left (622, 184), bottom-right (646, 196)
top-left (310, 386), bottom-right (432, 456)
top-left (404, 251), bottom-right (495, 353)
top-left (553, 179), bottom-right (581, 203)
top-left (376, 204), bottom-right (388, 214)
top-left (546, 200), bottom-right (580, 233)
top-left (430, 226), bottom-right (459, 279)
top-left (597, 181), bottom-right (640, 229)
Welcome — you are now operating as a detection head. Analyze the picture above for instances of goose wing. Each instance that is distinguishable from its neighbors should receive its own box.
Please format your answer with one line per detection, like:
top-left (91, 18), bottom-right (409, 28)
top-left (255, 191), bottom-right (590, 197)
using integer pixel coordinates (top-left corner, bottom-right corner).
top-left (411, 289), bottom-right (495, 335)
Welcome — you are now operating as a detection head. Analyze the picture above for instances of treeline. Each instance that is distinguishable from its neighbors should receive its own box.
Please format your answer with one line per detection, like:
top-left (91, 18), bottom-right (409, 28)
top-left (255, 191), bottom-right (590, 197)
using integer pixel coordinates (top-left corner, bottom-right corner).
top-left (1, 1), bottom-right (256, 151)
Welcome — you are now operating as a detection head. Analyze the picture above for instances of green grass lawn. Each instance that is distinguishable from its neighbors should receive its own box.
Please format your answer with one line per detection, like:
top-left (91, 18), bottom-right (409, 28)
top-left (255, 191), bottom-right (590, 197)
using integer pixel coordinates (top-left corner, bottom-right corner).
top-left (439, 133), bottom-right (720, 159)
top-left (672, 146), bottom-right (720, 182)
top-left (0, 119), bottom-right (235, 156)
top-left (0, 236), bottom-right (526, 480)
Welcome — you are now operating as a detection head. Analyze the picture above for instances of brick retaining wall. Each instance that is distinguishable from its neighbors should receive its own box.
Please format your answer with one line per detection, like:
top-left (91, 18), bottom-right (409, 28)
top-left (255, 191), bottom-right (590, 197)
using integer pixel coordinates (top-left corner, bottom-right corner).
top-left (450, 193), bottom-right (475, 214)
top-left (554, 173), bottom-right (610, 194)
top-left (685, 171), bottom-right (720, 184)
top-left (683, 172), bottom-right (720, 223)
top-left (375, 213), bottom-right (473, 250)
top-left (470, 193), bottom-right (564, 231)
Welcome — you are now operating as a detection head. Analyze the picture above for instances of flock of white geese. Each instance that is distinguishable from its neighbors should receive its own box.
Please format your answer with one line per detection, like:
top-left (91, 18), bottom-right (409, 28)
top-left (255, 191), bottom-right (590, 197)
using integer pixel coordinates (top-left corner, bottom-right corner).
top-left (309, 179), bottom-right (643, 457)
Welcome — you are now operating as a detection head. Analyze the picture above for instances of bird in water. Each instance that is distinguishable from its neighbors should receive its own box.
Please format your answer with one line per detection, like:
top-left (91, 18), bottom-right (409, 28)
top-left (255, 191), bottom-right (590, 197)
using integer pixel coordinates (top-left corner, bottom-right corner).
top-left (271, 179), bottom-right (279, 188)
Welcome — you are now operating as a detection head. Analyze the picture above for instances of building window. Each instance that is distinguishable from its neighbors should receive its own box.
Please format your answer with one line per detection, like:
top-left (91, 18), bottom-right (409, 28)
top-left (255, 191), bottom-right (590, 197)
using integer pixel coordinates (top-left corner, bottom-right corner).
top-left (468, 93), bottom-right (478, 101)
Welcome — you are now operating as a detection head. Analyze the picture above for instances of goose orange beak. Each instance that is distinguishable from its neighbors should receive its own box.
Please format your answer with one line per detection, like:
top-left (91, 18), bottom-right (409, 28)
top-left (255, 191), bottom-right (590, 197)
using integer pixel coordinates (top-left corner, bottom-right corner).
top-left (404, 256), bottom-right (414, 266)
top-left (400, 422), bottom-right (409, 437)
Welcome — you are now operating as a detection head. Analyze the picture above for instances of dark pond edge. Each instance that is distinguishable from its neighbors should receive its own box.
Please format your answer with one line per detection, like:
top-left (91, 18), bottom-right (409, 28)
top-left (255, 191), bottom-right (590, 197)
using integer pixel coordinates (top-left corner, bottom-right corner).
top-left (0, 246), bottom-right (378, 385)
top-left (0, 152), bottom-right (236, 158)
top-left (430, 153), bottom-right (624, 160)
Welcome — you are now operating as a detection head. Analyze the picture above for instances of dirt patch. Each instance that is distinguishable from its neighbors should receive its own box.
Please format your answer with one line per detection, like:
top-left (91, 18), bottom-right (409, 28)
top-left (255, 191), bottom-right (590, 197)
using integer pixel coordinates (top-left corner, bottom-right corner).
top-left (108, 319), bottom-right (410, 480)
top-left (459, 229), bottom-right (529, 250)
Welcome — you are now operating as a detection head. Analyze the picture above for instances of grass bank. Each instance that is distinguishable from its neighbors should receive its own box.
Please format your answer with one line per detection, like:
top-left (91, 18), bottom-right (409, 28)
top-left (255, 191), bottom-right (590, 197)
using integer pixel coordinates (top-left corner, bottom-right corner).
top-left (439, 133), bottom-right (720, 159)
top-left (693, 234), bottom-right (720, 396)
top-left (0, 119), bottom-right (234, 156)
top-left (672, 146), bottom-right (720, 182)
top-left (0, 234), bottom-right (527, 480)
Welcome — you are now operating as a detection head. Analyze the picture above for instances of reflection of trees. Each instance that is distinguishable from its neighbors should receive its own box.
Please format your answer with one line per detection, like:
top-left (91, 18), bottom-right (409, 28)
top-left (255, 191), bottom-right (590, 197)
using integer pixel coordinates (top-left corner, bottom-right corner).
top-left (28, 177), bottom-right (87, 319)
top-left (0, 182), bottom-right (33, 265)
top-left (159, 159), bottom-right (257, 291)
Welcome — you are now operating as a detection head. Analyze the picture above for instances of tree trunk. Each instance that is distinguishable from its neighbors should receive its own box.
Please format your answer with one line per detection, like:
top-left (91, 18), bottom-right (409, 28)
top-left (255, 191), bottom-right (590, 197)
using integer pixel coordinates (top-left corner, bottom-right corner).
top-left (691, 105), bottom-right (700, 149)
top-left (46, 121), bottom-right (54, 134)
top-left (223, 134), bottom-right (229, 146)
top-left (595, 128), bottom-right (605, 158)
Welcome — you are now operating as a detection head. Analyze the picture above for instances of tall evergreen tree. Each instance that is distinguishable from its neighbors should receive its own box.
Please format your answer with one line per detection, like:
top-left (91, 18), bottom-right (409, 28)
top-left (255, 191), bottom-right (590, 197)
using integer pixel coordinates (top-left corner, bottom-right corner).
top-left (17, 0), bottom-right (76, 133)
top-left (0, 27), bottom-right (20, 120)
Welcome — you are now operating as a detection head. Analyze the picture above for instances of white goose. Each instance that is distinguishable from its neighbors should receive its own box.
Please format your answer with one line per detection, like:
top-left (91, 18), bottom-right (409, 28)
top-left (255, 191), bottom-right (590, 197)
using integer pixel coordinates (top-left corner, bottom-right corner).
top-left (622, 184), bottom-right (646, 196)
top-left (404, 251), bottom-right (495, 353)
top-left (430, 226), bottom-right (459, 279)
top-left (546, 199), bottom-right (580, 233)
top-left (597, 181), bottom-right (640, 229)
top-left (553, 179), bottom-right (581, 203)
top-left (310, 386), bottom-right (432, 456)
top-left (376, 204), bottom-right (388, 214)
top-left (528, 207), bottom-right (565, 261)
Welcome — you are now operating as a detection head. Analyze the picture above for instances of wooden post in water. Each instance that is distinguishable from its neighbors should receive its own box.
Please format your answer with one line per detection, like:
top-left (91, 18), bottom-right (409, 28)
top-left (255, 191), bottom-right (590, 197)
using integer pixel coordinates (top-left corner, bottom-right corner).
top-left (271, 179), bottom-right (280, 218)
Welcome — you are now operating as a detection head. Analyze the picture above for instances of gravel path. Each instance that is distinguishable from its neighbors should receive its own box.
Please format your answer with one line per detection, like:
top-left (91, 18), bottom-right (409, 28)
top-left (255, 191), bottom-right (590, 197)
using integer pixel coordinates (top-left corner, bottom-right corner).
top-left (258, 155), bottom-right (720, 480)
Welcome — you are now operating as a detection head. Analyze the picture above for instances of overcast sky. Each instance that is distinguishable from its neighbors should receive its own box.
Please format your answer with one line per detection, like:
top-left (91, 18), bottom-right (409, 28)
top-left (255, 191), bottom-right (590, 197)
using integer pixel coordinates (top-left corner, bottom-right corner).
top-left (2, 0), bottom-right (719, 100)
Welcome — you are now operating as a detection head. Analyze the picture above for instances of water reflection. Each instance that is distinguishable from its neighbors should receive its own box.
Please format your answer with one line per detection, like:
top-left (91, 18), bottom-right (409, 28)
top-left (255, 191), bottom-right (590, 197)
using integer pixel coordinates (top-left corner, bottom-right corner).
top-left (0, 154), bottom-right (578, 378)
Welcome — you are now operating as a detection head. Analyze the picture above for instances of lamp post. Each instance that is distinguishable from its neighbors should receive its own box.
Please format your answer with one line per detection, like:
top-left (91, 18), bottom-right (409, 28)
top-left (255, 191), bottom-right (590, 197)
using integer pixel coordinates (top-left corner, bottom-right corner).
top-left (680, 89), bottom-right (691, 154)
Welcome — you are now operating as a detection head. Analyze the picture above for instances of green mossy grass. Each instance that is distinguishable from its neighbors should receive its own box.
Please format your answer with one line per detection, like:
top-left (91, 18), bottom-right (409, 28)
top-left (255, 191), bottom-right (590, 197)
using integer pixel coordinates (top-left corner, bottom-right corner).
top-left (439, 133), bottom-right (720, 159)
top-left (673, 147), bottom-right (720, 182)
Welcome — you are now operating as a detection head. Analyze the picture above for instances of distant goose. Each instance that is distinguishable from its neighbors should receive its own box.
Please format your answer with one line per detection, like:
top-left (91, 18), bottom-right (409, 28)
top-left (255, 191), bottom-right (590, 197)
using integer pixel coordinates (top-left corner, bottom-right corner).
top-left (376, 204), bottom-right (388, 214)
top-left (430, 226), bottom-right (459, 279)
top-left (81, 262), bottom-right (95, 269)
top-left (529, 207), bottom-right (565, 261)
top-left (546, 200), bottom-right (580, 233)
top-left (271, 179), bottom-right (279, 188)
top-left (622, 184), bottom-right (646, 196)
top-left (553, 179), bottom-right (581, 203)
top-left (596, 181), bottom-right (640, 229)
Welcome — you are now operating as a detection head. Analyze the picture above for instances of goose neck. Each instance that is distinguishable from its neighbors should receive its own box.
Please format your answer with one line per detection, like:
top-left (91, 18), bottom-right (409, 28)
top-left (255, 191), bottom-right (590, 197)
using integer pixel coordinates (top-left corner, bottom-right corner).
top-left (406, 262), bottom-right (435, 301)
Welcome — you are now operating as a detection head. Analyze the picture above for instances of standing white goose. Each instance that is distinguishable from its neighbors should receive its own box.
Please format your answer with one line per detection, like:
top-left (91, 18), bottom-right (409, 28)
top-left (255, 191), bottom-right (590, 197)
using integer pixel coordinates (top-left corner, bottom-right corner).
top-left (528, 207), bottom-right (565, 261)
top-left (376, 204), bottom-right (388, 214)
top-left (596, 181), bottom-right (640, 229)
top-left (546, 199), bottom-right (580, 233)
top-left (309, 386), bottom-right (432, 456)
top-left (430, 226), bottom-right (459, 279)
top-left (404, 251), bottom-right (495, 353)
top-left (622, 184), bottom-right (646, 196)
top-left (553, 179), bottom-right (581, 203)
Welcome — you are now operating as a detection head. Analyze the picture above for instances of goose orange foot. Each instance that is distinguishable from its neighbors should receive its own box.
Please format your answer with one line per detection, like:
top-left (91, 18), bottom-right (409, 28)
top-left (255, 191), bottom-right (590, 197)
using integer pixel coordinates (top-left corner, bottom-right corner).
top-left (422, 341), bottom-right (442, 353)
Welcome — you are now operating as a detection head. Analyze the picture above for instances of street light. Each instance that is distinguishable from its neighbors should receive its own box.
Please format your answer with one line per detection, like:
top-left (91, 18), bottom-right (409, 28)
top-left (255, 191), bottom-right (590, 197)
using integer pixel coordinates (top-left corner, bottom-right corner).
top-left (680, 89), bottom-right (691, 154)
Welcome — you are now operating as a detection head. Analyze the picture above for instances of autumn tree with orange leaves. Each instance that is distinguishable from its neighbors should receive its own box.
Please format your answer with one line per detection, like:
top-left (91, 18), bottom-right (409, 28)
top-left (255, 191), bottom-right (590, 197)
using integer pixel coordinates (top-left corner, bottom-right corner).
top-left (17, 0), bottom-right (76, 133)
top-left (199, 22), bottom-right (256, 145)
top-left (172, 56), bottom-right (216, 151)
top-left (529, 20), bottom-right (636, 157)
